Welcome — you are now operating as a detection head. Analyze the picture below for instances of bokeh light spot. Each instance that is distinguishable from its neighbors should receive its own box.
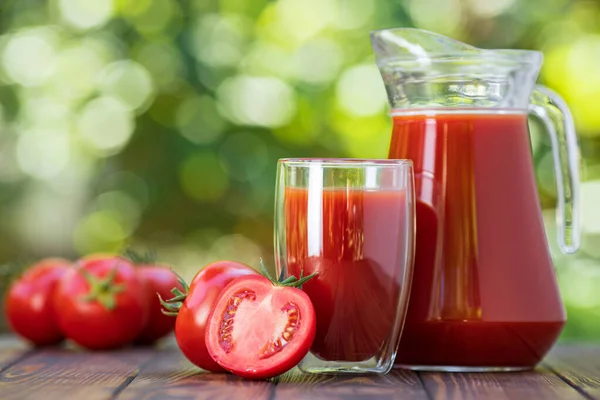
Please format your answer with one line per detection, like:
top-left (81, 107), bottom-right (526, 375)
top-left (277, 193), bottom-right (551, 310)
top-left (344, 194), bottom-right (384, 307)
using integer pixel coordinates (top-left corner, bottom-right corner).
top-left (543, 35), bottom-right (600, 134)
top-left (331, 108), bottom-right (391, 159)
top-left (115, 0), bottom-right (152, 16)
top-left (536, 151), bottom-right (557, 198)
top-left (180, 153), bottom-right (230, 203)
top-left (465, 0), bottom-right (515, 18)
top-left (331, 0), bottom-right (374, 30)
top-left (0, 139), bottom-right (25, 184)
top-left (408, 0), bottom-right (462, 35)
top-left (272, 0), bottom-right (336, 45)
top-left (292, 38), bottom-right (343, 85)
top-left (272, 97), bottom-right (319, 147)
top-left (241, 41), bottom-right (294, 79)
top-left (76, 96), bottom-right (135, 156)
top-left (191, 14), bottom-right (250, 68)
top-left (134, 41), bottom-right (183, 91)
top-left (581, 180), bottom-right (600, 235)
top-left (559, 258), bottom-right (600, 309)
top-left (20, 97), bottom-right (71, 130)
top-left (50, 43), bottom-right (107, 102)
top-left (47, 151), bottom-right (96, 195)
top-left (336, 64), bottom-right (388, 117)
top-left (176, 95), bottom-right (226, 144)
top-left (219, 132), bottom-right (269, 182)
top-left (209, 234), bottom-right (263, 267)
top-left (59, 0), bottom-right (114, 30)
top-left (73, 210), bottom-right (128, 254)
top-left (16, 129), bottom-right (70, 180)
top-left (217, 75), bottom-right (296, 128)
top-left (11, 185), bottom-right (80, 254)
top-left (130, 0), bottom-right (179, 36)
top-left (99, 171), bottom-right (150, 210)
top-left (98, 60), bottom-right (154, 112)
top-left (95, 190), bottom-right (142, 231)
top-left (1, 28), bottom-right (58, 87)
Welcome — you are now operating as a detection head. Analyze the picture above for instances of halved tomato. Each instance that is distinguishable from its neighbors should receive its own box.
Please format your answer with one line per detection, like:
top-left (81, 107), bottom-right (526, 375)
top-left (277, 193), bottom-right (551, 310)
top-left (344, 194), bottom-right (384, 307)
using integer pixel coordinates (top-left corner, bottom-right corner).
top-left (204, 272), bottom-right (316, 380)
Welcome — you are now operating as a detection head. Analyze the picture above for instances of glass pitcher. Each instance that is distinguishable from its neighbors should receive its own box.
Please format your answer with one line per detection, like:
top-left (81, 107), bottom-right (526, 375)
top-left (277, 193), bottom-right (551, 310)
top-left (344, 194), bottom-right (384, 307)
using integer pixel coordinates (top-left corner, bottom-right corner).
top-left (370, 28), bottom-right (580, 371)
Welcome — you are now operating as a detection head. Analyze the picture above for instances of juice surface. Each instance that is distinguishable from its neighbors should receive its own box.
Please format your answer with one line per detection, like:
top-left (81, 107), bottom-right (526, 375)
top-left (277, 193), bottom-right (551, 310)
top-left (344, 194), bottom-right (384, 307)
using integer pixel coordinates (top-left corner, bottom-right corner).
top-left (284, 187), bottom-right (411, 362)
top-left (389, 111), bottom-right (565, 368)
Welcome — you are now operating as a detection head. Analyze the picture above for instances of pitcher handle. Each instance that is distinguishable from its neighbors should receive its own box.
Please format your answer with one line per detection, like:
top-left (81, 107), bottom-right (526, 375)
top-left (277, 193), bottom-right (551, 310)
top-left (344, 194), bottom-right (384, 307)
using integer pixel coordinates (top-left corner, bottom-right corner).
top-left (528, 84), bottom-right (580, 254)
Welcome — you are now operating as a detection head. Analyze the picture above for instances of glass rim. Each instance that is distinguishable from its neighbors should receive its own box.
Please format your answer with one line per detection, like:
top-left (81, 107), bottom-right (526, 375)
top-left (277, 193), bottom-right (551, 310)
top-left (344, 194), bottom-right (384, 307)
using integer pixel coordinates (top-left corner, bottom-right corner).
top-left (372, 51), bottom-right (542, 65)
top-left (278, 158), bottom-right (413, 168)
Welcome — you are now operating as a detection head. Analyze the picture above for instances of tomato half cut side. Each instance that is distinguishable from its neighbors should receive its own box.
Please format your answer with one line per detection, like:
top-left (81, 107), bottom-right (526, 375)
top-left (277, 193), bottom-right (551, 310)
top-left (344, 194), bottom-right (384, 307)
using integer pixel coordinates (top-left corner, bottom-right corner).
top-left (205, 275), bottom-right (316, 379)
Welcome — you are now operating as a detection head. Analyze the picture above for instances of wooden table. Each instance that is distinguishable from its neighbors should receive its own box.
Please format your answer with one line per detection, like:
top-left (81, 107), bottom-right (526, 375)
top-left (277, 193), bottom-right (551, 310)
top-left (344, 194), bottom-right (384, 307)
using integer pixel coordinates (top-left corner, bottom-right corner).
top-left (0, 335), bottom-right (598, 400)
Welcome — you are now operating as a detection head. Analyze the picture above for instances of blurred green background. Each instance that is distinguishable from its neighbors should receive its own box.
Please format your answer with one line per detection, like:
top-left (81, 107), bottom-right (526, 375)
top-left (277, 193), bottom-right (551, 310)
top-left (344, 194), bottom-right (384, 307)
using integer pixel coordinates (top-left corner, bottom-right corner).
top-left (0, 0), bottom-right (599, 341)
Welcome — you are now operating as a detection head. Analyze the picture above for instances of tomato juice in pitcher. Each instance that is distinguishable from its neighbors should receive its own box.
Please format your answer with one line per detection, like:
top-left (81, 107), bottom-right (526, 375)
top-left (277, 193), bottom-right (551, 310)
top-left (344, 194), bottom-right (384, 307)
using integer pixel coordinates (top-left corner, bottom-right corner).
top-left (371, 28), bottom-right (581, 371)
top-left (390, 111), bottom-right (565, 368)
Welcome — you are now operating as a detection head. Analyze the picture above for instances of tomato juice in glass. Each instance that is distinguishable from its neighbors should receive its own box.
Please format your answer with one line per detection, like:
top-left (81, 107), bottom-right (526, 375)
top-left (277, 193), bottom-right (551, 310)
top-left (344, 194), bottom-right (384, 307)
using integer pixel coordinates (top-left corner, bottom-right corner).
top-left (389, 111), bottom-right (566, 369)
top-left (274, 159), bottom-right (415, 374)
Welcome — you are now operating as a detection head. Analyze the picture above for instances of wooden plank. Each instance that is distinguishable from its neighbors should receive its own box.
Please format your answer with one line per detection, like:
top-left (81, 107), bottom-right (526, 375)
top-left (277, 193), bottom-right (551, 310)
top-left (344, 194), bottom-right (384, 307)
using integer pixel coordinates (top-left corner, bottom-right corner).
top-left (545, 344), bottom-right (600, 399)
top-left (273, 367), bottom-right (429, 400)
top-left (0, 347), bottom-right (155, 400)
top-left (419, 367), bottom-right (587, 400)
top-left (0, 348), bottom-right (29, 372)
top-left (0, 336), bottom-right (30, 372)
top-left (0, 337), bottom-right (597, 400)
top-left (116, 349), bottom-right (274, 400)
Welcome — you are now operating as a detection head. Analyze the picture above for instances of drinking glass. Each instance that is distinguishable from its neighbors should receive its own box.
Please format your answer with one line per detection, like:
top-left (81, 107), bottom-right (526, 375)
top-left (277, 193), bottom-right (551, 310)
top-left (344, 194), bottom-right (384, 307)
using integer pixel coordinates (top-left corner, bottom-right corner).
top-left (274, 158), bottom-right (415, 374)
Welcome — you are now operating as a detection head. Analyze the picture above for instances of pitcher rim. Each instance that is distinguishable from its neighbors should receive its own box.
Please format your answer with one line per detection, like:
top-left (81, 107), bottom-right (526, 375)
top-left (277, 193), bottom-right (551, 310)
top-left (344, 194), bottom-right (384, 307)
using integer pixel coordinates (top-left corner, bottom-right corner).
top-left (370, 28), bottom-right (542, 65)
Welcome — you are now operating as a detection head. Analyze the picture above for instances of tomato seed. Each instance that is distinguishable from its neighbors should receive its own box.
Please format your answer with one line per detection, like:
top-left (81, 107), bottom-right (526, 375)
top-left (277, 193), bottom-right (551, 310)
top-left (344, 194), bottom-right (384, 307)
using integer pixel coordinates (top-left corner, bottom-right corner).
top-left (258, 302), bottom-right (301, 360)
top-left (219, 290), bottom-right (256, 353)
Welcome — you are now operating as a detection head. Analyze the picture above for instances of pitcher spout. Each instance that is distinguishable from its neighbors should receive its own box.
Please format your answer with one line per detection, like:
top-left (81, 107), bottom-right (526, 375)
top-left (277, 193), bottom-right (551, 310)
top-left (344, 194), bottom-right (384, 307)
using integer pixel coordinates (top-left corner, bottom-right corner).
top-left (370, 28), bottom-right (543, 111)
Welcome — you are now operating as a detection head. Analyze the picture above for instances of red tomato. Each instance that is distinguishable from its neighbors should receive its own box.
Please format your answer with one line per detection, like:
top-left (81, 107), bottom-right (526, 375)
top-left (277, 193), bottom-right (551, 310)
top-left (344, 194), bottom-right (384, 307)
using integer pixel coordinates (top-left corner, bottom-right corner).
top-left (4, 258), bottom-right (71, 346)
top-left (134, 265), bottom-right (182, 345)
top-left (204, 274), bottom-right (317, 380)
top-left (54, 255), bottom-right (148, 350)
top-left (163, 261), bottom-right (257, 372)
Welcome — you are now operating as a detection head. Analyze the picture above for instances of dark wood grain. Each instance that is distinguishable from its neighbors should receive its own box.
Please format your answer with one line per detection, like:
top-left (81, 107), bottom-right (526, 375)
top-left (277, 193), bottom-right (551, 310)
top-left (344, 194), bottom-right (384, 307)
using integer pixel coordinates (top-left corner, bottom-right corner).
top-left (545, 344), bottom-right (600, 399)
top-left (0, 348), bottom-right (29, 372)
top-left (0, 336), bottom-right (598, 400)
top-left (0, 347), bottom-right (154, 400)
top-left (273, 367), bottom-right (429, 399)
top-left (116, 350), bottom-right (273, 400)
top-left (420, 367), bottom-right (586, 400)
top-left (0, 336), bottom-right (29, 372)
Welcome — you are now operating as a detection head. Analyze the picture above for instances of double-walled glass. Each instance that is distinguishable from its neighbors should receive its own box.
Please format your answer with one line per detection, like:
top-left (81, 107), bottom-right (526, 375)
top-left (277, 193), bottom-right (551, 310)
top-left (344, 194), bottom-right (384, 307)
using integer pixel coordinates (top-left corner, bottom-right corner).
top-left (274, 158), bottom-right (415, 374)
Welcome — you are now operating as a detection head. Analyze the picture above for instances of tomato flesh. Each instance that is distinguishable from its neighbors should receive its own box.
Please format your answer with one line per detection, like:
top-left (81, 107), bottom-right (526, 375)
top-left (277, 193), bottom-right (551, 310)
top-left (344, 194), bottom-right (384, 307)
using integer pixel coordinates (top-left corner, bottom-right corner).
top-left (206, 275), bottom-right (316, 379)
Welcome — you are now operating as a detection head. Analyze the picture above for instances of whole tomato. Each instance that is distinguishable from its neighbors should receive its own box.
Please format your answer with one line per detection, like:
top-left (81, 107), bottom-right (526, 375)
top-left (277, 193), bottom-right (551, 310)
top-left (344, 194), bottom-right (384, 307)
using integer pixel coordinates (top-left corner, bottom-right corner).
top-left (161, 261), bottom-right (257, 372)
top-left (4, 258), bottom-right (71, 346)
top-left (54, 254), bottom-right (148, 350)
top-left (122, 249), bottom-right (183, 345)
